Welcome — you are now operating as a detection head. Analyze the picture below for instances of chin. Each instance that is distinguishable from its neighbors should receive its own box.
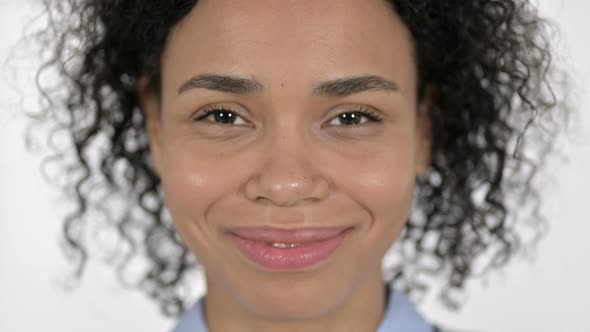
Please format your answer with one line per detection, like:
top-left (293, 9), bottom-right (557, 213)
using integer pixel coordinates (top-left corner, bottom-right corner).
top-left (228, 272), bottom-right (356, 322)
top-left (242, 292), bottom-right (345, 322)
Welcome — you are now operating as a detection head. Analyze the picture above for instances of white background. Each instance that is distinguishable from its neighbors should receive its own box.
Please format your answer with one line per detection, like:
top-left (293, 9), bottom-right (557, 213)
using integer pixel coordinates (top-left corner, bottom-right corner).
top-left (1, 1), bottom-right (589, 331)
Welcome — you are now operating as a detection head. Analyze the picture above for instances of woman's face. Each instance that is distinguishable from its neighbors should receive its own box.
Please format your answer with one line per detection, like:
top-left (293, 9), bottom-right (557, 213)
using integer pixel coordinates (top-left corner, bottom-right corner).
top-left (142, 0), bottom-right (431, 321)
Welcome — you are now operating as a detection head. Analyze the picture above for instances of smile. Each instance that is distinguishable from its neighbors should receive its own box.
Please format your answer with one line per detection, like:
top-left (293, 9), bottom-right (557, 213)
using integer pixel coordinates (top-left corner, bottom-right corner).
top-left (226, 226), bottom-right (354, 271)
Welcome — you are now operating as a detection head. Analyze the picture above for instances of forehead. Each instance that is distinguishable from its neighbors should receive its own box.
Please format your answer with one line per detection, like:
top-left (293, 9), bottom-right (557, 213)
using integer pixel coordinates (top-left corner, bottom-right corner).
top-left (162, 0), bottom-right (416, 95)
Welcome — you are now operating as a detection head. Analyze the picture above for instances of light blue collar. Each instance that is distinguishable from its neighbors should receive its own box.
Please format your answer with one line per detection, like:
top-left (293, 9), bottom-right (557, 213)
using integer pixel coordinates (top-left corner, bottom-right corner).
top-left (172, 284), bottom-right (434, 332)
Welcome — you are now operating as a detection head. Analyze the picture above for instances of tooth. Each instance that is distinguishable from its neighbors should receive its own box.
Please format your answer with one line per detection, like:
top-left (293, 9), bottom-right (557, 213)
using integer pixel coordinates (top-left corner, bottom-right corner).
top-left (270, 242), bottom-right (300, 248)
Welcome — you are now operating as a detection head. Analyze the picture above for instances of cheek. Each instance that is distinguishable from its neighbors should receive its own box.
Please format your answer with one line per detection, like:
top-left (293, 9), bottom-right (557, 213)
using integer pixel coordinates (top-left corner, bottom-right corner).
top-left (157, 142), bottom-right (232, 244)
top-left (347, 137), bottom-right (416, 203)
top-left (342, 141), bottom-right (416, 239)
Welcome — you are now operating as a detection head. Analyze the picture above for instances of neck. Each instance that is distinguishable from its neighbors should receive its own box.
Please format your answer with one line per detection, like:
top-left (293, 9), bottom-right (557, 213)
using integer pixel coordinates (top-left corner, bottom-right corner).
top-left (204, 268), bottom-right (387, 332)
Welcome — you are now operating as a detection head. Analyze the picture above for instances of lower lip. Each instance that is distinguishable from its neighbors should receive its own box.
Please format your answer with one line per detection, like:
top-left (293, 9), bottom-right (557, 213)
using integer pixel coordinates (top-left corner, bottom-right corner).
top-left (228, 228), bottom-right (352, 271)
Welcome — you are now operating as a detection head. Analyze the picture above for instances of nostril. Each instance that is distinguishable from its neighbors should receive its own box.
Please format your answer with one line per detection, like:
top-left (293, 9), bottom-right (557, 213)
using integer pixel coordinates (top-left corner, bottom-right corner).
top-left (256, 196), bottom-right (274, 205)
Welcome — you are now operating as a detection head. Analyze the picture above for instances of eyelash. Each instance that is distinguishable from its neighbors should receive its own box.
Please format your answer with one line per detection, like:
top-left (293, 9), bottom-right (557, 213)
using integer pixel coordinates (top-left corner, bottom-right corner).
top-left (193, 105), bottom-right (384, 127)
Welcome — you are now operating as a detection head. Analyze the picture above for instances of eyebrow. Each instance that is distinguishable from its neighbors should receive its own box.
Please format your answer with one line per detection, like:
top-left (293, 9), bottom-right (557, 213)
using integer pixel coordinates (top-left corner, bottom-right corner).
top-left (178, 73), bottom-right (265, 95)
top-left (177, 73), bottom-right (400, 97)
top-left (312, 75), bottom-right (399, 97)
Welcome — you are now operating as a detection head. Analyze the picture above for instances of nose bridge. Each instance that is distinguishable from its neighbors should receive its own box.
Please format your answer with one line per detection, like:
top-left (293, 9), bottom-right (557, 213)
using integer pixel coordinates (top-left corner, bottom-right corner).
top-left (243, 118), bottom-right (330, 206)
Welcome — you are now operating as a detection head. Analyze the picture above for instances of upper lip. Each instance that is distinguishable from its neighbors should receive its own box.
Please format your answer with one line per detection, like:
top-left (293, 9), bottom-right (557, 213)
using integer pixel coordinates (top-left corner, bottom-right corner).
top-left (226, 226), bottom-right (353, 244)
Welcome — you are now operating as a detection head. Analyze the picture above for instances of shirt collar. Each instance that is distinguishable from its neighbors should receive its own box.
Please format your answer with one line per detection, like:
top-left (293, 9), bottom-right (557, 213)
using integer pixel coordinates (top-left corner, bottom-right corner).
top-left (172, 283), bottom-right (433, 332)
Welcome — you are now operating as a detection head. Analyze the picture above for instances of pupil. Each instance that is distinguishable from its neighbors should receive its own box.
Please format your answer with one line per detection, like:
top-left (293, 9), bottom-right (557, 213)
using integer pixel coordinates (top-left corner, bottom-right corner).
top-left (340, 113), bottom-right (361, 125)
top-left (214, 111), bottom-right (235, 124)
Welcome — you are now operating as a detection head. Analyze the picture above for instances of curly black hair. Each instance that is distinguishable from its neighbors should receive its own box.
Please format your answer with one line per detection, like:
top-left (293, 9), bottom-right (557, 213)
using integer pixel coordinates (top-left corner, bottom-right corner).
top-left (27, 0), bottom-right (570, 317)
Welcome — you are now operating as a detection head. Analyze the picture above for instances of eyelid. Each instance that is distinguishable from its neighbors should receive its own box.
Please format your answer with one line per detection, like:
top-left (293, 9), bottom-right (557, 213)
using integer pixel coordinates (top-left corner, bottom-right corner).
top-left (192, 104), bottom-right (250, 125)
top-left (325, 106), bottom-right (383, 124)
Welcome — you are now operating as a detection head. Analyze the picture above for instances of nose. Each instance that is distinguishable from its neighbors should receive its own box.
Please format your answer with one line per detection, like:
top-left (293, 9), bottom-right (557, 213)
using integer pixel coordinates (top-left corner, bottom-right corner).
top-left (243, 133), bottom-right (331, 207)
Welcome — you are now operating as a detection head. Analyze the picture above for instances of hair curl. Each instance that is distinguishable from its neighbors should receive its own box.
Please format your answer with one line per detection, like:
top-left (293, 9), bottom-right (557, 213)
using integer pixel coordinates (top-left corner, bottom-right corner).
top-left (28, 0), bottom-right (570, 317)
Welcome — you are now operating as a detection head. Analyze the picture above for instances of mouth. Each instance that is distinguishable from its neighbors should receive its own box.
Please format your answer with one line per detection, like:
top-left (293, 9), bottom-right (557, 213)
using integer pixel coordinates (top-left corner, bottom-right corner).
top-left (225, 226), bottom-right (354, 271)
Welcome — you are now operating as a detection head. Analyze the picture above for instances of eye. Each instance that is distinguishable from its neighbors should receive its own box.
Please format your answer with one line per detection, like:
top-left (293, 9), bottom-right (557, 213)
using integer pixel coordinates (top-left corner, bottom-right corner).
top-left (326, 107), bottom-right (384, 127)
top-left (192, 105), bottom-right (384, 127)
top-left (193, 106), bottom-right (249, 126)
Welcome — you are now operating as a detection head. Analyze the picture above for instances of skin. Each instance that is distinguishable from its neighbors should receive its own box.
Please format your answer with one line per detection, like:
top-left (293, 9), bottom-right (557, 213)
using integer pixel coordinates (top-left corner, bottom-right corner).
top-left (140, 0), bottom-right (433, 331)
